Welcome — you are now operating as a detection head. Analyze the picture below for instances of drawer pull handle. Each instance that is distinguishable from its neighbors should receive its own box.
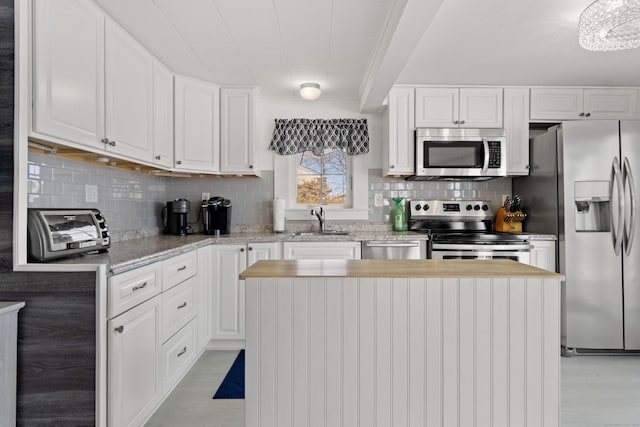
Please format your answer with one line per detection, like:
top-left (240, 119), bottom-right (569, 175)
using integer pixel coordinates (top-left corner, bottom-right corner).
top-left (177, 346), bottom-right (187, 357)
top-left (177, 266), bottom-right (187, 272)
top-left (177, 302), bottom-right (187, 309)
top-left (132, 282), bottom-right (148, 292)
top-left (114, 326), bottom-right (124, 333)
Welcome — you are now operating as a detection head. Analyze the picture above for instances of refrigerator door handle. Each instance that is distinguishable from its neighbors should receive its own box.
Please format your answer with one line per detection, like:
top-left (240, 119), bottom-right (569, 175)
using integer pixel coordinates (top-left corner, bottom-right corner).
top-left (611, 157), bottom-right (625, 255)
top-left (623, 157), bottom-right (636, 255)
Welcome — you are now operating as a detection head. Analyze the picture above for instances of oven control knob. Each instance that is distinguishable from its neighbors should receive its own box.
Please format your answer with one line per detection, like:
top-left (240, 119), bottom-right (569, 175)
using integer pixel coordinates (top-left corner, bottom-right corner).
top-left (466, 204), bottom-right (473, 211)
top-left (474, 204), bottom-right (480, 211)
top-left (415, 204), bottom-right (421, 211)
top-left (482, 204), bottom-right (489, 211)
top-left (423, 204), bottom-right (429, 211)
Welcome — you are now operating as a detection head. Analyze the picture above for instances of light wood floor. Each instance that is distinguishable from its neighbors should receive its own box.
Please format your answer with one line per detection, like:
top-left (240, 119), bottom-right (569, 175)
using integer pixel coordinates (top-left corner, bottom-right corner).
top-left (146, 350), bottom-right (640, 427)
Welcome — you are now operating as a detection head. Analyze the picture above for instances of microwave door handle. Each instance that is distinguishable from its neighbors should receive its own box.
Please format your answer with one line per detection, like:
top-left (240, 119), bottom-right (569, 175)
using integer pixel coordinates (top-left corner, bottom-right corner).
top-left (482, 138), bottom-right (489, 173)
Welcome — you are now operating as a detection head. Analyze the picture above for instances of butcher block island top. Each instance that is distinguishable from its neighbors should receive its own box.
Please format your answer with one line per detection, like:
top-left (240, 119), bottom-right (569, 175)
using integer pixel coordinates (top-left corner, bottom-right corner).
top-left (239, 259), bottom-right (563, 279)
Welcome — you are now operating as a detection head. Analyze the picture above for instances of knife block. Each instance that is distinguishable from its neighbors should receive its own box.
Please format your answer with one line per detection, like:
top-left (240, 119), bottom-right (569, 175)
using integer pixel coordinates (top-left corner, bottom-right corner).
top-left (495, 207), bottom-right (524, 233)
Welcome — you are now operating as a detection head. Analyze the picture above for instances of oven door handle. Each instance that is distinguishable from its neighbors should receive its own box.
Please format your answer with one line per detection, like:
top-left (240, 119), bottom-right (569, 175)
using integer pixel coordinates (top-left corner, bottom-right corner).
top-left (482, 138), bottom-right (490, 173)
top-left (431, 243), bottom-right (531, 251)
top-left (363, 241), bottom-right (421, 248)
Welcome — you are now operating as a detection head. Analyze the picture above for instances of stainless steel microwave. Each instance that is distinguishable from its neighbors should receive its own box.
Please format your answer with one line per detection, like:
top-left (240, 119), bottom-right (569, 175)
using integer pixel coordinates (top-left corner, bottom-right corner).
top-left (27, 208), bottom-right (110, 261)
top-left (408, 128), bottom-right (507, 180)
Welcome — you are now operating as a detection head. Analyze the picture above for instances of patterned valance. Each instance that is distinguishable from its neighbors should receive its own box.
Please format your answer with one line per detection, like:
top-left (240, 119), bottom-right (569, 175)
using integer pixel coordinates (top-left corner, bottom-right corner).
top-left (269, 118), bottom-right (369, 156)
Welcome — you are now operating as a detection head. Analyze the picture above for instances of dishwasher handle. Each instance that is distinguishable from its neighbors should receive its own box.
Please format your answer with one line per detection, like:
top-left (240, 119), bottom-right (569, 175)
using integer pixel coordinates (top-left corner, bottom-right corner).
top-left (363, 241), bottom-right (421, 248)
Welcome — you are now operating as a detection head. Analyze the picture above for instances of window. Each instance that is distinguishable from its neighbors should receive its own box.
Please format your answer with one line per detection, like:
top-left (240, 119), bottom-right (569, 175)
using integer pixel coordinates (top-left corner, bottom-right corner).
top-left (296, 149), bottom-right (349, 206)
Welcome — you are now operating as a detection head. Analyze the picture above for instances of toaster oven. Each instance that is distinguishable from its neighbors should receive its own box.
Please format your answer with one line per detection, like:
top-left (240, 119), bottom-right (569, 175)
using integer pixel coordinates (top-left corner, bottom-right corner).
top-left (27, 208), bottom-right (110, 261)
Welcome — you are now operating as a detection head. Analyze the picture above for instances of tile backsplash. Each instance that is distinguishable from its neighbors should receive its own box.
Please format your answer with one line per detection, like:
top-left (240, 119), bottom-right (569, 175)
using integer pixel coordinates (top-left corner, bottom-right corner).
top-left (27, 153), bottom-right (512, 240)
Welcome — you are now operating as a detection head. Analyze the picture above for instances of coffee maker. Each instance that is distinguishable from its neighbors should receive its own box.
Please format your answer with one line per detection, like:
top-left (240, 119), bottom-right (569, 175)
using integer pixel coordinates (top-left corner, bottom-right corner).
top-left (162, 199), bottom-right (191, 235)
top-left (201, 197), bottom-right (232, 235)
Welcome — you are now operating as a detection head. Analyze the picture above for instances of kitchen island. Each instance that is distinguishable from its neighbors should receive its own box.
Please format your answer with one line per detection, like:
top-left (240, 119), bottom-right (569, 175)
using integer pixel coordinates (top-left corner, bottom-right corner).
top-left (240, 259), bottom-right (564, 427)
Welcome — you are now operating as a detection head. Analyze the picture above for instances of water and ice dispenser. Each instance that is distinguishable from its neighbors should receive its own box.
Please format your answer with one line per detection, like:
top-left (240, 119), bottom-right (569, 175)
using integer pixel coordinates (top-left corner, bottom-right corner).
top-left (574, 181), bottom-right (611, 232)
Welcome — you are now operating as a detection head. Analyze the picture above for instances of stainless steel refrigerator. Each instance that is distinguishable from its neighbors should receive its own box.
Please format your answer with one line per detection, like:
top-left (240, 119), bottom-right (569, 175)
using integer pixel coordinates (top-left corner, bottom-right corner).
top-left (514, 120), bottom-right (640, 351)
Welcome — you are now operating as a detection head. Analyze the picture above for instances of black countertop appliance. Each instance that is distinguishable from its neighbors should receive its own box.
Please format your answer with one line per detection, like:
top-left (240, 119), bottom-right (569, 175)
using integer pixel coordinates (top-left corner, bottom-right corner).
top-left (163, 199), bottom-right (191, 235)
top-left (202, 196), bottom-right (232, 235)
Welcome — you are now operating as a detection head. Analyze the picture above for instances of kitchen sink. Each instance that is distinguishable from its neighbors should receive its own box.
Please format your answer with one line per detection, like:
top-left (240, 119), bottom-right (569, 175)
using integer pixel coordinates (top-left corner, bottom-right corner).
top-left (292, 230), bottom-right (351, 236)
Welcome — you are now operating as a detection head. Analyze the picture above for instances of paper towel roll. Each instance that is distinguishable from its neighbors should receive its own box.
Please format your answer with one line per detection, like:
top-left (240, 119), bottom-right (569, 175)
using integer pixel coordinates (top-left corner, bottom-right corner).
top-left (273, 198), bottom-right (285, 232)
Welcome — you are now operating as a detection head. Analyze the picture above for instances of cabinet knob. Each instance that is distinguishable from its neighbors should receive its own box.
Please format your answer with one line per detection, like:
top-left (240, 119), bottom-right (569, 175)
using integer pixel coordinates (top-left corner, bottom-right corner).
top-left (108, 140), bottom-right (116, 147)
top-left (101, 138), bottom-right (109, 144)
top-left (114, 326), bottom-right (124, 333)
top-left (585, 112), bottom-right (591, 117)
top-left (579, 112), bottom-right (585, 117)
top-left (155, 155), bottom-right (161, 160)
top-left (176, 160), bottom-right (182, 165)
top-left (240, 248), bottom-right (245, 252)
top-left (249, 165), bottom-right (253, 169)
top-left (453, 120), bottom-right (459, 124)
top-left (248, 246), bottom-right (253, 251)
top-left (390, 164), bottom-right (395, 169)
top-left (460, 120), bottom-right (465, 125)
top-left (525, 165), bottom-right (530, 169)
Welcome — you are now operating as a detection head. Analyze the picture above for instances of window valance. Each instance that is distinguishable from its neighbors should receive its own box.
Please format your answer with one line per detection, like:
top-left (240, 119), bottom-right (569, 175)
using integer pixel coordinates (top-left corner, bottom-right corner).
top-left (269, 118), bottom-right (369, 156)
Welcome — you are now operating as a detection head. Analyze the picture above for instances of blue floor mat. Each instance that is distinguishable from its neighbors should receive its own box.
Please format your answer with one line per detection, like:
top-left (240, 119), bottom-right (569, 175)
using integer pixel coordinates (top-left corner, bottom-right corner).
top-left (212, 350), bottom-right (244, 399)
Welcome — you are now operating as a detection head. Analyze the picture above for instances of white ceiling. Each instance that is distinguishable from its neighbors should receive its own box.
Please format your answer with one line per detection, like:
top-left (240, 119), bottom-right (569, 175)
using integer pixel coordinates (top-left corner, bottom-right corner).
top-left (94, 0), bottom-right (640, 111)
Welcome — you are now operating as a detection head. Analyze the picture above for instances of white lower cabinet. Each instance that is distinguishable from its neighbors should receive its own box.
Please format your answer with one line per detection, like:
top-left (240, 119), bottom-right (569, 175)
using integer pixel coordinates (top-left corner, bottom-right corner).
top-left (108, 295), bottom-right (162, 427)
top-left (210, 242), bottom-right (280, 346)
top-left (160, 319), bottom-right (197, 394)
top-left (283, 241), bottom-right (362, 259)
top-left (529, 239), bottom-right (557, 272)
top-left (107, 248), bottom-right (209, 427)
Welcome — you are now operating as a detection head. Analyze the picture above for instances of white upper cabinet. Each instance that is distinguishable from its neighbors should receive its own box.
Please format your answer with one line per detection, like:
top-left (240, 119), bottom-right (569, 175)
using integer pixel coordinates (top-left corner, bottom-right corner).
top-left (415, 87), bottom-right (503, 128)
top-left (220, 87), bottom-right (257, 175)
top-left (174, 75), bottom-right (220, 173)
top-left (152, 61), bottom-right (174, 169)
top-left (32, 0), bottom-right (105, 149)
top-left (504, 88), bottom-right (530, 175)
top-left (104, 20), bottom-right (154, 162)
top-left (530, 87), bottom-right (638, 121)
top-left (383, 87), bottom-right (415, 176)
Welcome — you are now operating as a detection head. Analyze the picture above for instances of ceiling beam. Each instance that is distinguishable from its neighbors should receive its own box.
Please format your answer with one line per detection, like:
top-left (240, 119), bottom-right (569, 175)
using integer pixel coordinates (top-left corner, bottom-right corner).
top-left (359, 0), bottom-right (444, 113)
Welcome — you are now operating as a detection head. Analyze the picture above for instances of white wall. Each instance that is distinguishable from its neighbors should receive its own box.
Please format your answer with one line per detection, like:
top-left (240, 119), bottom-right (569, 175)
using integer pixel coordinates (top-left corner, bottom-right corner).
top-left (254, 96), bottom-right (383, 171)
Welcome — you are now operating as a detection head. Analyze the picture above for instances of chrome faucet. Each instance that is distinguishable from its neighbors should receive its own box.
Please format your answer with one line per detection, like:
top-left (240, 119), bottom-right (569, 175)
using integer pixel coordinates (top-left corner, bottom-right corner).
top-left (310, 207), bottom-right (325, 232)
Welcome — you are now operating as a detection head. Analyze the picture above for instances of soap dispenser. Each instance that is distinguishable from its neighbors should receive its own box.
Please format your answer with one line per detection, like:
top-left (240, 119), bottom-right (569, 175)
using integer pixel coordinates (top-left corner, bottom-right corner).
top-left (391, 197), bottom-right (407, 232)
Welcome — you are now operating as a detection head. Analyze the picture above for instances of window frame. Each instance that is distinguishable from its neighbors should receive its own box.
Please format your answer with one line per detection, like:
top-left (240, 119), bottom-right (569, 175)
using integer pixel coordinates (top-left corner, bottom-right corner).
top-left (274, 150), bottom-right (369, 221)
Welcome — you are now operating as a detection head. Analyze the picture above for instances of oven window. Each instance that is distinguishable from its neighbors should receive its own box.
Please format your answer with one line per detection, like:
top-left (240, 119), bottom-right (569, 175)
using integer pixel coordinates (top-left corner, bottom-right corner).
top-left (45, 214), bottom-right (98, 243)
top-left (425, 141), bottom-right (484, 168)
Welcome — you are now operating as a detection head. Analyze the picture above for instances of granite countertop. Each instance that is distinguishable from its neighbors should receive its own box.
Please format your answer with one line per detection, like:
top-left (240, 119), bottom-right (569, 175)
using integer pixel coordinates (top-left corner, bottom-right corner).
top-left (55, 230), bottom-right (431, 275)
top-left (239, 259), bottom-right (564, 279)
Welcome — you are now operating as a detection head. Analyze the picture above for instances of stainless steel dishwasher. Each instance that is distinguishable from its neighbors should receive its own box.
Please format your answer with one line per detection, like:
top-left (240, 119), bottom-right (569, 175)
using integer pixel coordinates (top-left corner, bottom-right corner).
top-left (361, 240), bottom-right (425, 259)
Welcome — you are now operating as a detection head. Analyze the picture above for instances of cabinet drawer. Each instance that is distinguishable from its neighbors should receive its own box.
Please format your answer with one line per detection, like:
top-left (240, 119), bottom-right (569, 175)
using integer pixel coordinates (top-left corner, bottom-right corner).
top-left (162, 250), bottom-right (197, 291)
top-left (161, 277), bottom-right (197, 342)
top-left (161, 319), bottom-right (197, 394)
top-left (108, 262), bottom-right (162, 318)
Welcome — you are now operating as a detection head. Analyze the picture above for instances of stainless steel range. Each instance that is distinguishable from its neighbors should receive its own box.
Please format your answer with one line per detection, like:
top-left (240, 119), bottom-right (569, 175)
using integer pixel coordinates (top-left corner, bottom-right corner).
top-left (408, 200), bottom-right (531, 263)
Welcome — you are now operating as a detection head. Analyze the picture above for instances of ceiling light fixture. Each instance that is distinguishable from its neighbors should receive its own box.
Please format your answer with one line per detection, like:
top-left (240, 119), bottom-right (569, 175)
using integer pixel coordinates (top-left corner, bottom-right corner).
top-left (579, 0), bottom-right (640, 51)
top-left (299, 83), bottom-right (321, 101)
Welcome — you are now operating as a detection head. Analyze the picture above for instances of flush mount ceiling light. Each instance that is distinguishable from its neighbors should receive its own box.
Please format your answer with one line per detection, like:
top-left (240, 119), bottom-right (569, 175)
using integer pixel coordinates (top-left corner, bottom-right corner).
top-left (579, 0), bottom-right (640, 51)
top-left (299, 83), bottom-right (321, 101)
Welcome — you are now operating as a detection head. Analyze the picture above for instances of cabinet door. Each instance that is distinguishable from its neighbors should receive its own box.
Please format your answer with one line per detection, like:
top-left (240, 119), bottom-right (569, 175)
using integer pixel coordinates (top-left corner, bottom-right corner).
top-left (584, 88), bottom-right (637, 119)
top-left (247, 242), bottom-right (281, 266)
top-left (153, 61), bottom-right (174, 168)
top-left (529, 240), bottom-right (556, 272)
top-left (104, 20), bottom-right (154, 162)
top-left (32, 0), bottom-right (104, 148)
top-left (220, 87), bottom-right (256, 174)
top-left (195, 246), bottom-right (212, 349)
top-left (504, 88), bottom-right (530, 175)
top-left (108, 296), bottom-right (162, 427)
top-left (210, 245), bottom-right (247, 340)
top-left (174, 76), bottom-right (220, 173)
top-left (415, 88), bottom-right (458, 128)
top-left (530, 88), bottom-right (583, 121)
top-left (459, 87), bottom-right (503, 128)
top-left (383, 87), bottom-right (415, 176)
top-left (283, 241), bottom-right (362, 259)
